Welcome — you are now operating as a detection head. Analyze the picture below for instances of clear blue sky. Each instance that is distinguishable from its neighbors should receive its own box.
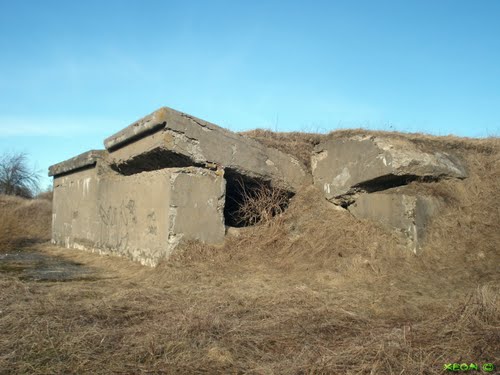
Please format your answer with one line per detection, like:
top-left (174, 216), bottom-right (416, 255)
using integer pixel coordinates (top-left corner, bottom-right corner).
top-left (0, 0), bottom-right (499, 189)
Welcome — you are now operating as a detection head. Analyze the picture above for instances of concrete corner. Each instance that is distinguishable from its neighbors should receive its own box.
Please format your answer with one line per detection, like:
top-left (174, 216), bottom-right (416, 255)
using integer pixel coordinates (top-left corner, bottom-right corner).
top-left (48, 150), bottom-right (107, 177)
top-left (348, 192), bottom-right (442, 252)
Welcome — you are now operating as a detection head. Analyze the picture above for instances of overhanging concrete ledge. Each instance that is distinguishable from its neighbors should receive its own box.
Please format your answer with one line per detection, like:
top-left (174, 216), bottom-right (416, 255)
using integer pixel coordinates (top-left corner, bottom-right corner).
top-left (48, 150), bottom-right (107, 177)
top-left (103, 106), bottom-right (310, 191)
top-left (104, 108), bottom-right (170, 150)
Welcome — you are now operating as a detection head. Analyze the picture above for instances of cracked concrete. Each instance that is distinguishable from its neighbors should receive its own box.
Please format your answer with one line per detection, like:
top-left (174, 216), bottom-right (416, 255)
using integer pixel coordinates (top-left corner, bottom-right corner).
top-left (348, 191), bottom-right (443, 252)
top-left (49, 107), bottom-right (472, 263)
top-left (309, 134), bottom-right (467, 251)
top-left (49, 107), bottom-right (311, 265)
top-left (49, 150), bottom-right (107, 177)
top-left (312, 135), bottom-right (467, 203)
top-left (51, 152), bottom-right (225, 266)
top-left (104, 106), bottom-right (309, 191)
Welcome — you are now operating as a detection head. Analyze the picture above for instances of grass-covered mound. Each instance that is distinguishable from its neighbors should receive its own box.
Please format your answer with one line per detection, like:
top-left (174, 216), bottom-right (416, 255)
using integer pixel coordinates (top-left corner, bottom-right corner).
top-left (0, 130), bottom-right (498, 374)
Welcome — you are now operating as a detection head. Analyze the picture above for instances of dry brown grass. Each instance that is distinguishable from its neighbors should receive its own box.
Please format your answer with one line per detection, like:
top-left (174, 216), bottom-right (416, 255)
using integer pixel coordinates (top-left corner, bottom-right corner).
top-left (0, 130), bottom-right (499, 374)
top-left (36, 190), bottom-right (53, 202)
top-left (0, 194), bottom-right (51, 250)
top-left (242, 129), bottom-right (324, 171)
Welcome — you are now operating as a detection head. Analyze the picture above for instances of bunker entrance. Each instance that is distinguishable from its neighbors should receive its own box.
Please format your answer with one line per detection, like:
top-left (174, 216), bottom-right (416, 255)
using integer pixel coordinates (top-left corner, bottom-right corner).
top-left (224, 170), bottom-right (294, 228)
top-left (108, 150), bottom-right (294, 228)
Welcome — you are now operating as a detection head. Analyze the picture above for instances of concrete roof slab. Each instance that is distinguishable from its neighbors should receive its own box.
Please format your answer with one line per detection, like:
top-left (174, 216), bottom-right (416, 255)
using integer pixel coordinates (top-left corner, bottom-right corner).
top-left (103, 106), bottom-right (309, 191)
top-left (48, 150), bottom-right (107, 177)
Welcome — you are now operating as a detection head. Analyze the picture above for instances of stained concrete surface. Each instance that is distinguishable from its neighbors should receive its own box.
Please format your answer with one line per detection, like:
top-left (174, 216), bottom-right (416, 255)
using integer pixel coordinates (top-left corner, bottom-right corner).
top-left (348, 192), bottom-right (443, 252)
top-left (52, 162), bottom-right (225, 266)
top-left (104, 106), bottom-right (309, 191)
top-left (312, 135), bottom-right (467, 202)
top-left (49, 150), bottom-right (107, 177)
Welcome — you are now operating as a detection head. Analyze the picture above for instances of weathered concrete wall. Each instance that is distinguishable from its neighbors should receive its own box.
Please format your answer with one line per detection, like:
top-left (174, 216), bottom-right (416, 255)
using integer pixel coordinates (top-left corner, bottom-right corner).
top-left (312, 135), bottom-right (467, 203)
top-left (167, 169), bottom-right (226, 246)
top-left (308, 135), bottom-right (467, 251)
top-left (93, 170), bottom-right (175, 265)
top-left (52, 166), bottom-right (100, 250)
top-left (348, 192), bottom-right (442, 252)
top-left (104, 107), bottom-right (309, 191)
top-left (51, 150), bottom-right (105, 250)
top-left (51, 151), bottom-right (225, 266)
top-left (95, 168), bottom-right (225, 265)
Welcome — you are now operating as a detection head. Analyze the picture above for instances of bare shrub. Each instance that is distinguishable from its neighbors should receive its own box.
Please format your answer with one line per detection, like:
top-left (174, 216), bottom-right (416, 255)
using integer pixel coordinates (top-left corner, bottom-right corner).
top-left (0, 152), bottom-right (40, 198)
top-left (234, 179), bottom-right (291, 226)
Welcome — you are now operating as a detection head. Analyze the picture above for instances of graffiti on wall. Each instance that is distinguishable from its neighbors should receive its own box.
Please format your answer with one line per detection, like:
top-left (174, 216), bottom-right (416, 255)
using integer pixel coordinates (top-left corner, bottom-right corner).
top-left (98, 199), bottom-right (138, 249)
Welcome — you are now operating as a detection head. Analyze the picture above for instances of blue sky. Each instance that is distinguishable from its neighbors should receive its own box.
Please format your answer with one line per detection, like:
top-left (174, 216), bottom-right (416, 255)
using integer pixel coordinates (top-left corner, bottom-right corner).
top-left (0, 0), bottom-right (499, 189)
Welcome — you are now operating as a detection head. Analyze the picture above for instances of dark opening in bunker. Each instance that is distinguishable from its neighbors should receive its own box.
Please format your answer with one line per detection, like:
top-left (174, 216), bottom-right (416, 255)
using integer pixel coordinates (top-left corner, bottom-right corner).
top-left (110, 148), bottom-right (201, 175)
top-left (353, 173), bottom-right (441, 193)
top-left (223, 169), bottom-right (294, 228)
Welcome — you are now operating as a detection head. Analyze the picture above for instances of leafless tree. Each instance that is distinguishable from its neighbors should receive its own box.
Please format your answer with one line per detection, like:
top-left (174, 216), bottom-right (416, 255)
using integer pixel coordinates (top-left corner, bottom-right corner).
top-left (0, 152), bottom-right (40, 198)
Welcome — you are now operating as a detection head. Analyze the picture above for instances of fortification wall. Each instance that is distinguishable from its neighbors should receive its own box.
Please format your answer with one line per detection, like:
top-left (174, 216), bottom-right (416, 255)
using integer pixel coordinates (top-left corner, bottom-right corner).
top-left (49, 107), bottom-right (470, 265)
top-left (51, 151), bottom-right (225, 266)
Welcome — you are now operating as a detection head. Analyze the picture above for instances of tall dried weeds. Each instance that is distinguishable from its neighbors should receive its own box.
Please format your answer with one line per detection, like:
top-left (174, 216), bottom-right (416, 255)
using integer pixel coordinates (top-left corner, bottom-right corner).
top-left (0, 194), bottom-right (51, 250)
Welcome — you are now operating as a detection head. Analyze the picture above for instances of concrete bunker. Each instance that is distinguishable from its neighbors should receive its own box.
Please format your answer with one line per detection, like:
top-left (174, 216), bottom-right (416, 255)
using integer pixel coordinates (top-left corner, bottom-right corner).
top-left (103, 107), bottom-right (301, 228)
top-left (48, 106), bottom-right (469, 265)
top-left (48, 107), bottom-right (305, 265)
top-left (311, 134), bottom-right (467, 250)
top-left (108, 142), bottom-right (294, 228)
top-left (348, 191), bottom-right (443, 253)
top-left (105, 146), bottom-right (294, 227)
top-left (311, 134), bottom-right (467, 203)
top-left (49, 151), bottom-right (226, 266)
